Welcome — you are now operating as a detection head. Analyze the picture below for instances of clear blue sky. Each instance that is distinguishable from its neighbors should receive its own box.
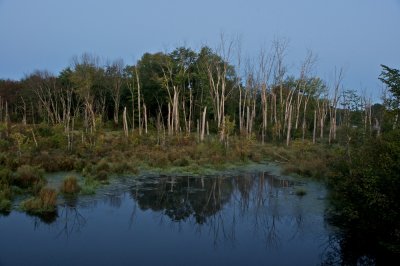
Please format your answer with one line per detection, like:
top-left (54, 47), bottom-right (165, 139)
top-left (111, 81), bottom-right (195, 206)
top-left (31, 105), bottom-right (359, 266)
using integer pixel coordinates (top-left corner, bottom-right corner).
top-left (1, 0), bottom-right (399, 100)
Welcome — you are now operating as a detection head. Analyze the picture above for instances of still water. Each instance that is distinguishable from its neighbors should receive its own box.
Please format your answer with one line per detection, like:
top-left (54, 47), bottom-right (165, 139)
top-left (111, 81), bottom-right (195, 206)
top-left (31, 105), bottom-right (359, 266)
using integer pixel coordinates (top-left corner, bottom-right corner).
top-left (0, 172), bottom-right (337, 266)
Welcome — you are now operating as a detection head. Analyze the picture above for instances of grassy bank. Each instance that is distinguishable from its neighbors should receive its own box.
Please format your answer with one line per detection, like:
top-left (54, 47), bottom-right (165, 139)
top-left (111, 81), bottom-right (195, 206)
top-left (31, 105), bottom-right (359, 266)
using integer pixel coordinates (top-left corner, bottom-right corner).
top-left (0, 123), bottom-right (339, 215)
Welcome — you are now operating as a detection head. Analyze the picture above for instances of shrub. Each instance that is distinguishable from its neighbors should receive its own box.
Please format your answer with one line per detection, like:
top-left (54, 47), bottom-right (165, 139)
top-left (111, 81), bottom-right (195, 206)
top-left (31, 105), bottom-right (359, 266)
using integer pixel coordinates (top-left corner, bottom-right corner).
top-left (95, 159), bottom-right (110, 172)
top-left (60, 176), bottom-right (80, 194)
top-left (0, 167), bottom-right (12, 184)
top-left (0, 183), bottom-right (12, 199)
top-left (0, 199), bottom-right (11, 212)
top-left (95, 170), bottom-right (108, 181)
top-left (0, 182), bottom-right (12, 212)
top-left (14, 165), bottom-right (45, 189)
top-left (80, 178), bottom-right (99, 195)
top-left (21, 187), bottom-right (57, 213)
top-left (111, 161), bottom-right (138, 175)
top-left (172, 157), bottom-right (190, 167)
top-left (249, 151), bottom-right (262, 163)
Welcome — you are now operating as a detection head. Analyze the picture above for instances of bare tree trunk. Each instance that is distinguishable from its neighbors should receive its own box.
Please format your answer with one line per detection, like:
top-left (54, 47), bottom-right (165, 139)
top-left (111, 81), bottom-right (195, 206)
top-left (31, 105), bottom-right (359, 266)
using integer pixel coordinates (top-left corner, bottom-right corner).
top-left (329, 68), bottom-right (343, 143)
top-left (31, 129), bottom-right (38, 148)
top-left (261, 85), bottom-right (267, 144)
top-left (20, 96), bottom-right (27, 126)
top-left (128, 81), bottom-right (135, 132)
top-left (143, 104), bottom-right (148, 134)
top-left (319, 100), bottom-right (328, 140)
top-left (123, 107), bottom-right (128, 138)
top-left (188, 88), bottom-right (193, 133)
top-left (302, 96), bottom-right (310, 141)
top-left (167, 103), bottom-right (172, 136)
top-left (109, 59), bottom-right (124, 127)
top-left (136, 68), bottom-right (142, 136)
top-left (239, 86), bottom-right (243, 133)
top-left (313, 110), bottom-right (317, 144)
top-left (286, 105), bottom-right (292, 146)
top-left (201, 106), bottom-right (207, 142)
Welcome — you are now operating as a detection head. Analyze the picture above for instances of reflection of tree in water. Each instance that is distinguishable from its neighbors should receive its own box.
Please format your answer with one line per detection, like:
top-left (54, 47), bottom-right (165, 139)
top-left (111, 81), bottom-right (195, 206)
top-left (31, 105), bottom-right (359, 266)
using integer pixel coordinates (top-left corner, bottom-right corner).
top-left (130, 173), bottom-right (307, 250)
top-left (0, 210), bottom-right (11, 217)
top-left (131, 176), bottom-right (233, 224)
top-left (28, 210), bottom-right (58, 226)
top-left (235, 172), bottom-right (284, 249)
top-left (55, 205), bottom-right (86, 239)
top-left (24, 194), bottom-right (86, 237)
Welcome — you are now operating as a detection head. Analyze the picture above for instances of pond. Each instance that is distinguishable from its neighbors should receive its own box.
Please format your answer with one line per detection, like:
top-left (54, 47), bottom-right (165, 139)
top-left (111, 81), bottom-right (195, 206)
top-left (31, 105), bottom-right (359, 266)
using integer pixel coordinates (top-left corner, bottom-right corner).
top-left (0, 171), bottom-right (338, 266)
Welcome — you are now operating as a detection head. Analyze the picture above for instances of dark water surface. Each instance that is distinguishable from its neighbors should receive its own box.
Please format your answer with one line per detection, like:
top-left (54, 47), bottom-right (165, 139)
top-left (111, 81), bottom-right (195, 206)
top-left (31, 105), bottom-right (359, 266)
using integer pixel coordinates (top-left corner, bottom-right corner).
top-left (0, 172), bottom-right (337, 266)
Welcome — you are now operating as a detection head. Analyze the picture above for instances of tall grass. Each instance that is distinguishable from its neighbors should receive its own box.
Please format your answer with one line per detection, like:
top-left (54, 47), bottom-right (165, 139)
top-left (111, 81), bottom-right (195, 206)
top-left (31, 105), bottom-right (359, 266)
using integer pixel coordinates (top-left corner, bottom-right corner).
top-left (21, 187), bottom-right (58, 213)
top-left (60, 176), bottom-right (80, 194)
top-left (14, 165), bottom-right (45, 191)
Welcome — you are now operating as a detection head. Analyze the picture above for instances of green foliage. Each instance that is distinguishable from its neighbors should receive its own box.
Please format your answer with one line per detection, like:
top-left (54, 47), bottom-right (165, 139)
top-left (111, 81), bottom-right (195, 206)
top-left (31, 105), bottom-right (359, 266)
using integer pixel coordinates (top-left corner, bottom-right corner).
top-left (328, 130), bottom-right (400, 251)
top-left (0, 167), bottom-right (13, 184)
top-left (80, 178), bottom-right (100, 195)
top-left (277, 140), bottom-right (336, 179)
top-left (0, 179), bottom-right (13, 212)
top-left (0, 198), bottom-right (11, 213)
top-left (380, 64), bottom-right (400, 109)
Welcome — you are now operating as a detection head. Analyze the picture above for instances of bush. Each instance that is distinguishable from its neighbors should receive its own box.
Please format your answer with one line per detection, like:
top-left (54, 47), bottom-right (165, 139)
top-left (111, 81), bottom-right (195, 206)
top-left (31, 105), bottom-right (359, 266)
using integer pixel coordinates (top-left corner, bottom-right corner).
top-left (0, 167), bottom-right (12, 184)
top-left (0, 182), bottom-right (12, 199)
top-left (14, 165), bottom-right (45, 189)
top-left (111, 161), bottom-right (138, 175)
top-left (0, 198), bottom-right (11, 212)
top-left (60, 176), bottom-right (80, 194)
top-left (21, 187), bottom-right (57, 213)
top-left (95, 159), bottom-right (110, 172)
top-left (0, 181), bottom-right (12, 212)
top-left (328, 132), bottom-right (400, 253)
top-left (80, 178), bottom-right (99, 195)
top-left (172, 157), bottom-right (190, 167)
top-left (95, 170), bottom-right (108, 181)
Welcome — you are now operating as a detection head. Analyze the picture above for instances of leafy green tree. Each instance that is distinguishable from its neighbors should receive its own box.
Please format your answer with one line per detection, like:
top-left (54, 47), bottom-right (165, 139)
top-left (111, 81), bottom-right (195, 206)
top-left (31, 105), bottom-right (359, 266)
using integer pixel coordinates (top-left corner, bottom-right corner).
top-left (379, 64), bottom-right (400, 109)
top-left (380, 65), bottom-right (400, 130)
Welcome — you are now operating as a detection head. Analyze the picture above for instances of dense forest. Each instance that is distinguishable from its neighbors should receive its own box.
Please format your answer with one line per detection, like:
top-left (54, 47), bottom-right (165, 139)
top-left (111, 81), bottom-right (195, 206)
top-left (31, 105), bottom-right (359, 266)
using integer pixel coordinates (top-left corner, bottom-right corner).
top-left (0, 41), bottom-right (399, 259)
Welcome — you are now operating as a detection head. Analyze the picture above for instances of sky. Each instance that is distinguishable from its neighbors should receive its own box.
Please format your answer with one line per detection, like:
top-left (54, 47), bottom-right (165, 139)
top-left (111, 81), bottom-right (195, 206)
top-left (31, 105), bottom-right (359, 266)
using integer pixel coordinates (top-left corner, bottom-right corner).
top-left (0, 0), bottom-right (399, 101)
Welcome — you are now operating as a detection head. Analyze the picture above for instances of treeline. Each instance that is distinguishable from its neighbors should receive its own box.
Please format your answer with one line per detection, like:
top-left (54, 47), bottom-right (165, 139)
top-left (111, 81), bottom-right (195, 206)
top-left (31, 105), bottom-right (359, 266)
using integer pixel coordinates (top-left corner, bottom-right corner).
top-left (0, 41), bottom-right (390, 147)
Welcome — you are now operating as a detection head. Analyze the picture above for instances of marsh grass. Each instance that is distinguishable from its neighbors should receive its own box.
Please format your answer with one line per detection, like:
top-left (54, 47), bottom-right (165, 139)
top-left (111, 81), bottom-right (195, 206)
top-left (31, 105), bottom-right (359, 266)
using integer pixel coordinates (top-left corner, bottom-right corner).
top-left (0, 182), bottom-right (12, 212)
top-left (272, 140), bottom-right (337, 179)
top-left (21, 187), bottom-right (58, 213)
top-left (0, 198), bottom-right (11, 213)
top-left (0, 130), bottom-right (339, 204)
top-left (14, 165), bottom-right (45, 191)
top-left (60, 176), bottom-right (80, 194)
top-left (80, 178), bottom-right (100, 195)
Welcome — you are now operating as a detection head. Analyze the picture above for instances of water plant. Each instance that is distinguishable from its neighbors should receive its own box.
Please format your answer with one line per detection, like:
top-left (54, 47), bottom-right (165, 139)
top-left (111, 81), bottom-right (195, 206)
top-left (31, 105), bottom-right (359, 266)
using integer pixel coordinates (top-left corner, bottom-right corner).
top-left (60, 175), bottom-right (81, 194)
top-left (80, 178), bottom-right (100, 195)
top-left (21, 187), bottom-right (58, 213)
top-left (14, 165), bottom-right (45, 190)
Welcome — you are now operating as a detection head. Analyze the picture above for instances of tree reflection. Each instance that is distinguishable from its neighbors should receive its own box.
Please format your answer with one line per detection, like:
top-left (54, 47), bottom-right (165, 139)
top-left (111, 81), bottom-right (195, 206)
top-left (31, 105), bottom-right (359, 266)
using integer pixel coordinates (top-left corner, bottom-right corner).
top-left (129, 173), bottom-right (308, 250)
top-left (55, 205), bottom-right (86, 239)
top-left (130, 176), bottom-right (233, 224)
top-left (28, 210), bottom-right (58, 226)
top-left (14, 171), bottom-right (346, 264)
